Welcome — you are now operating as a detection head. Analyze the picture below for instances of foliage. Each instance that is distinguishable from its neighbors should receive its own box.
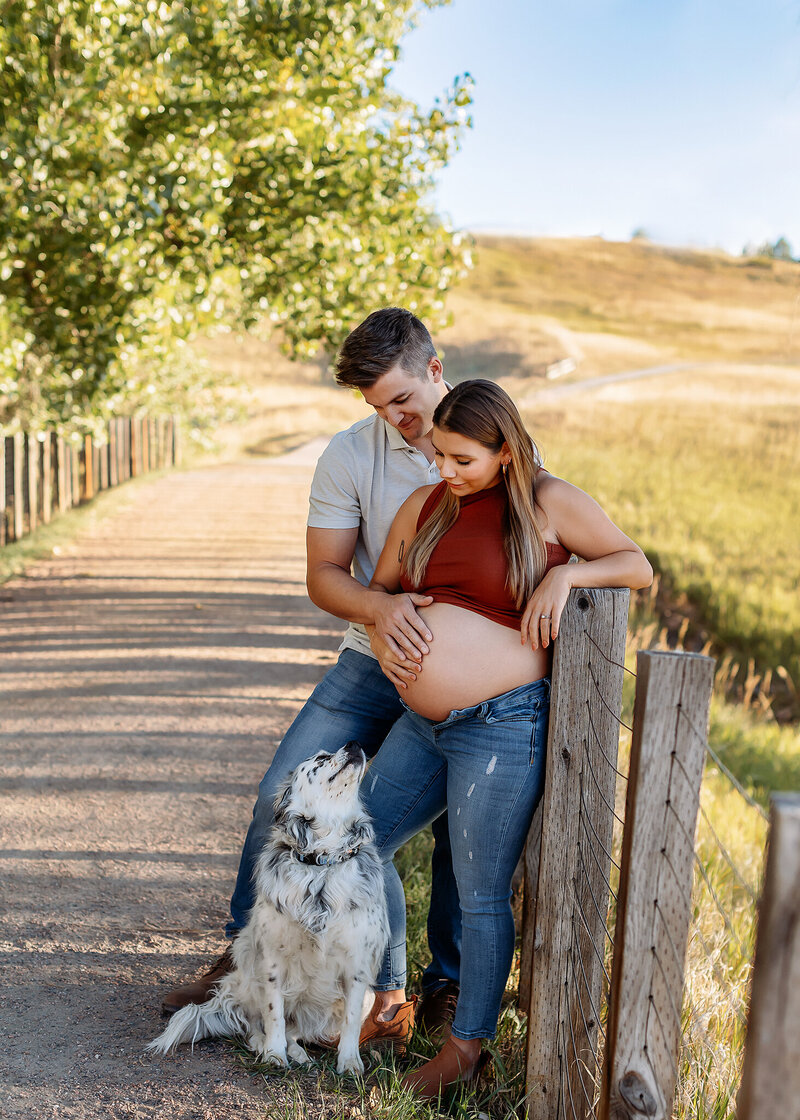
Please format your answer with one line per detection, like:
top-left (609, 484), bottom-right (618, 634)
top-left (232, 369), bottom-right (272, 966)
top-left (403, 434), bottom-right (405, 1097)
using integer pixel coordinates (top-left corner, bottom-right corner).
top-left (749, 235), bottom-right (795, 261)
top-left (0, 0), bottom-right (472, 431)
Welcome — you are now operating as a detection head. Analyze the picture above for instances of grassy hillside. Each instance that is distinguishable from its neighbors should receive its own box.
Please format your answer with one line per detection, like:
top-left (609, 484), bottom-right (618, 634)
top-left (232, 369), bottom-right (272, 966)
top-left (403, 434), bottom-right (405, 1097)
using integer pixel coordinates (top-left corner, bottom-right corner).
top-left (439, 236), bottom-right (800, 378)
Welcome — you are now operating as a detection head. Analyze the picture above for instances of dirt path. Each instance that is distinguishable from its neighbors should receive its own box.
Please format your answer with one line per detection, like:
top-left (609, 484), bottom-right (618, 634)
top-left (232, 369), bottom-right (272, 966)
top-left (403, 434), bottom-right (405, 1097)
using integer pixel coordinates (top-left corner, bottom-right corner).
top-left (0, 448), bottom-right (348, 1119)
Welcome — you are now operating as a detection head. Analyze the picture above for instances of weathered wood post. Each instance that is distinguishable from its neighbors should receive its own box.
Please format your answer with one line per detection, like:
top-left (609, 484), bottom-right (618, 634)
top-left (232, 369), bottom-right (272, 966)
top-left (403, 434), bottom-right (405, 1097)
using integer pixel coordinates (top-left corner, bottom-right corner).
top-left (55, 436), bottom-right (68, 513)
top-left (736, 794), bottom-right (800, 1120)
top-left (12, 432), bottom-right (24, 540)
top-left (41, 435), bottom-right (53, 524)
top-left (71, 441), bottom-right (80, 507)
top-left (599, 650), bottom-right (714, 1120)
top-left (108, 421), bottom-right (118, 487)
top-left (524, 586), bottom-right (630, 1120)
top-left (25, 433), bottom-right (38, 534)
top-left (81, 435), bottom-right (94, 501)
top-left (0, 436), bottom-right (6, 546)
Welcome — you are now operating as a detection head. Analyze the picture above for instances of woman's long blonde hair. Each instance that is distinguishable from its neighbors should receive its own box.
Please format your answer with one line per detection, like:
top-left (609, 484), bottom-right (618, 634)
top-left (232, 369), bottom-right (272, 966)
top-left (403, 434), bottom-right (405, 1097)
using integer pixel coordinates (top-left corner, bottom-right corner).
top-left (403, 379), bottom-right (547, 608)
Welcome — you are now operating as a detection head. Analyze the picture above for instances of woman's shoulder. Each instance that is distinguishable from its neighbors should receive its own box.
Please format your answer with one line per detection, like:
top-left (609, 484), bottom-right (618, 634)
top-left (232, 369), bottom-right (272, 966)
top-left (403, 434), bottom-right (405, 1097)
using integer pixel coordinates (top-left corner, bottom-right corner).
top-left (535, 469), bottom-right (585, 509)
top-left (534, 470), bottom-right (591, 539)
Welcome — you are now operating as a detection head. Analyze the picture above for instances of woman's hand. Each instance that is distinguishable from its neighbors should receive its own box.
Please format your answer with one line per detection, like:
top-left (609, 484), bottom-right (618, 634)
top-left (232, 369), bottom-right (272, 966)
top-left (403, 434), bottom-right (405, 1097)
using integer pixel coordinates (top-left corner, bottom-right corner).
top-left (520, 567), bottom-right (573, 651)
top-left (368, 628), bottom-right (423, 690)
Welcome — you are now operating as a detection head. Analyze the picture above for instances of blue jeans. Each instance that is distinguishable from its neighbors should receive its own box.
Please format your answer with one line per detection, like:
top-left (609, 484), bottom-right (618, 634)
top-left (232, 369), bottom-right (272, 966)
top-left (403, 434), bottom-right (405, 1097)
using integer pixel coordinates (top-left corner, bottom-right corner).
top-left (362, 676), bottom-right (550, 1040)
top-left (227, 649), bottom-right (462, 992)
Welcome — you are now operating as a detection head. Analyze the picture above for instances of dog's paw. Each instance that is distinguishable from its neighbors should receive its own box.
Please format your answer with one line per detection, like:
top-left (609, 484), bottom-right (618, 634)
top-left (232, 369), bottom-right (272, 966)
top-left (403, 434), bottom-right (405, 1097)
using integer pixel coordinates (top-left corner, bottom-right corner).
top-left (249, 1032), bottom-right (288, 1069)
top-left (287, 1040), bottom-right (312, 1065)
top-left (261, 1049), bottom-right (290, 1069)
top-left (336, 1051), bottom-right (365, 1077)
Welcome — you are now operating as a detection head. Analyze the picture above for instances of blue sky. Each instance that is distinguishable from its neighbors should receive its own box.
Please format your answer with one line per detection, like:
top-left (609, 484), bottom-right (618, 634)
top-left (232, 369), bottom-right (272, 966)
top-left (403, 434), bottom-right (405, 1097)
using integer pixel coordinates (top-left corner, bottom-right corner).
top-left (391, 0), bottom-right (800, 254)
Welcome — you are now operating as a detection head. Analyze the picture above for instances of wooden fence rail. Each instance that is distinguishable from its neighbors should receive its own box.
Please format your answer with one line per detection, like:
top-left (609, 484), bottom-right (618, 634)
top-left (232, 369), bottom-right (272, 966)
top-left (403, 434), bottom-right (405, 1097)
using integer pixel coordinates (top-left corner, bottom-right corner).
top-left (0, 415), bottom-right (178, 547)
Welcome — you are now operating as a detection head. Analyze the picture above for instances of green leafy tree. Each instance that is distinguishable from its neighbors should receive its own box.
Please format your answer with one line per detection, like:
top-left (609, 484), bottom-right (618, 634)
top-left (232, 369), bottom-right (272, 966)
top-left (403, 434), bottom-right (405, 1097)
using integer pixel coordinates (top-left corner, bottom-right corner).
top-left (0, 0), bottom-right (472, 431)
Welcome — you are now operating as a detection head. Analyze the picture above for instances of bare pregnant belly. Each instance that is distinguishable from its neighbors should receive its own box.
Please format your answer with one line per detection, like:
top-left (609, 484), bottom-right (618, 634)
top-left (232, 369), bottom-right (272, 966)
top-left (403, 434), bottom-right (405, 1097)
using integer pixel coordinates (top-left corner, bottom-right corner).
top-left (401, 603), bottom-right (550, 721)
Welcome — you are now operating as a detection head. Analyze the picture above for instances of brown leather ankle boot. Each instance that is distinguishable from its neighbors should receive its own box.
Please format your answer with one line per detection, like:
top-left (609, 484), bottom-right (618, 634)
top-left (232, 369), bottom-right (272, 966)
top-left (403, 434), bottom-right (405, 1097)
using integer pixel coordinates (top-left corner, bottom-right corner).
top-left (161, 945), bottom-right (235, 1016)
top-left (401, 1032), bottom-right (487, 1100)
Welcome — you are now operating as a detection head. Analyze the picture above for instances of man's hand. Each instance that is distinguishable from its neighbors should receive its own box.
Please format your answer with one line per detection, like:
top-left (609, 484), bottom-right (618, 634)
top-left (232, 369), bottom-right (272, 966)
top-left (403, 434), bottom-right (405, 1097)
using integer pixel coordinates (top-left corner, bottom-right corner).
top-left (369, 629), bottom-right (422, 690)
top-left (370, 591), bottom-right (434, 661)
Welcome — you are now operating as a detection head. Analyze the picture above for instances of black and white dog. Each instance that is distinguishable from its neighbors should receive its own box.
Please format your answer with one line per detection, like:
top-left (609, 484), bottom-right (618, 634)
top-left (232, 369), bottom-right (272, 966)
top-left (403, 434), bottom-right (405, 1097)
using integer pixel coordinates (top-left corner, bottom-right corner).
top-left (148, 742), bottom-right (389, 1075)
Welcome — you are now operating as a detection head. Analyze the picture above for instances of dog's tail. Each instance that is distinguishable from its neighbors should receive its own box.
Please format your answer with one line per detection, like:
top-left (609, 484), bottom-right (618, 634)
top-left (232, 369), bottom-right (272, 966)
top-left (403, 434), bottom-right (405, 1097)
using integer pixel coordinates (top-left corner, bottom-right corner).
top-left (146, 992), bottom-right (248, 1055)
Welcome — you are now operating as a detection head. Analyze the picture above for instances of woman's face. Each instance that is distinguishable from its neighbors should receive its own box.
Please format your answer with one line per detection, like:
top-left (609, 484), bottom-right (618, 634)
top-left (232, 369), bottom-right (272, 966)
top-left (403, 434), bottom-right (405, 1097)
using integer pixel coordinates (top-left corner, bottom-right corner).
top-left (432, 426), bottom-right (507, 495)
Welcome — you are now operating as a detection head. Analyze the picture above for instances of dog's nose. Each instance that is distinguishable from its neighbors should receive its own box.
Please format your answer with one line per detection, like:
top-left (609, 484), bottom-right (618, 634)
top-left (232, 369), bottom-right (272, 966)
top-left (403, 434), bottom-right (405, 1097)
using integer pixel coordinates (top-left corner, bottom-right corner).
top-left (343, 741), bottom-right (366, 766)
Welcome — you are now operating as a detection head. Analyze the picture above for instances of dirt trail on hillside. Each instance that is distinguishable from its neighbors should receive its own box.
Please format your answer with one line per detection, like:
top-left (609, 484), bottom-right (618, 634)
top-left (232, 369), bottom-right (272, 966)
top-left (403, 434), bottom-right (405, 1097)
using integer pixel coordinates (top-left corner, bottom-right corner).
top-left (0, 448), bottom-right (348, 1119)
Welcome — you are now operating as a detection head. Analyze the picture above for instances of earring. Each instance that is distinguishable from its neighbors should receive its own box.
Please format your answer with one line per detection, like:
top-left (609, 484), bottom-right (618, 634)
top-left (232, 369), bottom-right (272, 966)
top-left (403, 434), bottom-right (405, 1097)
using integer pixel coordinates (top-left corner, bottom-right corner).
top-left (502, 461), bottom-right (509, 477)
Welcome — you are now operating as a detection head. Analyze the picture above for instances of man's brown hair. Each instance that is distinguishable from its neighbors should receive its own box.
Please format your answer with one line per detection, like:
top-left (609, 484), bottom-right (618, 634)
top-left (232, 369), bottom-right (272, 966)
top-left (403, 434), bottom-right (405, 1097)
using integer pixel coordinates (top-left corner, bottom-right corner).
top-left (335, 307), bottom-right (437, 389)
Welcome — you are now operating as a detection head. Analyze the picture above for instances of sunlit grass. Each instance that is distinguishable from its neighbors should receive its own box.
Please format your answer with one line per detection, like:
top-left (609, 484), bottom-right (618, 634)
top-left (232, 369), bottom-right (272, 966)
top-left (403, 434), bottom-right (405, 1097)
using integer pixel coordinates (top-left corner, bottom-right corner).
top-left (522, 369), bottom-right (800, 720)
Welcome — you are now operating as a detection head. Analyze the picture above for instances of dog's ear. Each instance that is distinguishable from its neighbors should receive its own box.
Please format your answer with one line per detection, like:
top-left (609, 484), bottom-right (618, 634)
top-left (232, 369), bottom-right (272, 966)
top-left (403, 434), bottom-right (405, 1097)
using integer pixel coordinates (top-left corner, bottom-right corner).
top-left (346, 816), bottom-right (374, 850)
top-left (284, 812), bottom-right (314, 853)
top-left (273, 782), bottom-right (292, 825)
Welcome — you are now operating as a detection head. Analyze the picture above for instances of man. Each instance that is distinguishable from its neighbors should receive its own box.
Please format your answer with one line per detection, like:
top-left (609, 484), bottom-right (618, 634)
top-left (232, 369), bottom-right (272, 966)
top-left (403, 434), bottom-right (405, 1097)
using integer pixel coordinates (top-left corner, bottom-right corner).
top-left (162, 307), bottom-right (461, 1045)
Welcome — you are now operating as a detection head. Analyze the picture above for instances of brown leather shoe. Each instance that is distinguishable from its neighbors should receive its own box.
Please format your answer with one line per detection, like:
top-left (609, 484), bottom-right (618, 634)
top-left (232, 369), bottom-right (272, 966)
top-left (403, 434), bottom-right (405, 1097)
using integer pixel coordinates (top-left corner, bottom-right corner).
top-left (359, 994), bottom-right (417, 1053)
top-left (317, 993), bottom-right (418, 1055)
top-left (402, 1031), bottom-right (488, 1100)
top-left (417, 980), bottom-right (460, 1037)
top-left (161, 945), bottom-right (235, 1017)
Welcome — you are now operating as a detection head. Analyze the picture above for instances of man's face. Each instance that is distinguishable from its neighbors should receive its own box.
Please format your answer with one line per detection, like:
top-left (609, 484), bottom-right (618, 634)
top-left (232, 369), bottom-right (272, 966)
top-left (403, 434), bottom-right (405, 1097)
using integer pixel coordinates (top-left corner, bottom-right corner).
top-left (361, 359), bottom-right (444, 444)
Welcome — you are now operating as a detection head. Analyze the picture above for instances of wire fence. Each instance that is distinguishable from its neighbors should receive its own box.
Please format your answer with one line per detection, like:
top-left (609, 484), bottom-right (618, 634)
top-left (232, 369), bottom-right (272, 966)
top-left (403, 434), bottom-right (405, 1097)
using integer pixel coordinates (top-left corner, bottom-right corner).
top-left (525, 595), bottom-right (768, 1120)
top-left (551, 622), bottom-right (757, 1120)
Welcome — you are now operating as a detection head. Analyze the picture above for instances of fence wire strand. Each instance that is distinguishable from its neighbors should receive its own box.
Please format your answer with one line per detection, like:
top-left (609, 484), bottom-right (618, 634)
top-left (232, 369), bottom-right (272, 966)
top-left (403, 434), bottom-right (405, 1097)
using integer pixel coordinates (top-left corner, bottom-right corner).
top-left (534, 618), bottom-right (763, 1120)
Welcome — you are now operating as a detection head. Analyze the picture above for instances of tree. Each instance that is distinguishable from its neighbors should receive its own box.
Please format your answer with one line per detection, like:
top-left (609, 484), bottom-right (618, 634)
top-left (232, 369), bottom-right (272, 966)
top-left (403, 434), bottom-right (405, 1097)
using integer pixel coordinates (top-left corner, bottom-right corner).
top-left (749, 236), bottom-right (795, 262)
top-left (0, 0), bottom-right (472, 430)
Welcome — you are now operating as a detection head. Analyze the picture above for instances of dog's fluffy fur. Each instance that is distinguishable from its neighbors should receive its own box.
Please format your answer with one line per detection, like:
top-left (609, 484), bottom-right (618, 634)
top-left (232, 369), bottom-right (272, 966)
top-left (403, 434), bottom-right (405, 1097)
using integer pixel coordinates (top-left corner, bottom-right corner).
top-left (148, 742), bottom-right (389, 1075)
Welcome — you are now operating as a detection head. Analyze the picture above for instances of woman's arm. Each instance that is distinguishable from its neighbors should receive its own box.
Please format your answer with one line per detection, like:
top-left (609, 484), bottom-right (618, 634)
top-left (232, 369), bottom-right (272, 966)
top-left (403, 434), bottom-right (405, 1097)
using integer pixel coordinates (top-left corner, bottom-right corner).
top-left (521, 476), bottom-right (653, 649)
top-left (367, 486), bottom-right (437, 687)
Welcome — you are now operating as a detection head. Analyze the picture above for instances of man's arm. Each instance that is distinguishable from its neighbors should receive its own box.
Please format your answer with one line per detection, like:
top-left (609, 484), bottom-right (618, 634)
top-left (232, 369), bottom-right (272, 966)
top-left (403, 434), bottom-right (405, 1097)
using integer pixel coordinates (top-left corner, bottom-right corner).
top-left (306, 526), bottom-right (433, 659)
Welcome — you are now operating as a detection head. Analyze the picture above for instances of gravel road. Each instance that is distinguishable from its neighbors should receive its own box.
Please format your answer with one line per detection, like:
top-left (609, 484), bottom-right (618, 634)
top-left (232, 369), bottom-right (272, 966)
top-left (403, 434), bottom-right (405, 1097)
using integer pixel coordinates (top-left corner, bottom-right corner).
top-left (0, 448), bottom-right (356, 1119)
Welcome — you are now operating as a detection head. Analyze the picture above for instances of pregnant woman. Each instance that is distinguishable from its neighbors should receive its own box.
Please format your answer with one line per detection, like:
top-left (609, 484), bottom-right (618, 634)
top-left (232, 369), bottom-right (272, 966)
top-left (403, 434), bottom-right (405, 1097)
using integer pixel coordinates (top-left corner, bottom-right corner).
top-left (361, 379), bottom-right (652, 1100)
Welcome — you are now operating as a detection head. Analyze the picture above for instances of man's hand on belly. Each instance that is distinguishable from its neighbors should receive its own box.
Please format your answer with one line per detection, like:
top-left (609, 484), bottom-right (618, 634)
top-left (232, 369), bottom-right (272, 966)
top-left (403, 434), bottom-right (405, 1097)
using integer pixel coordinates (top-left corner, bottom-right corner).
top-left (369, 591), bottom-right (435, 661)
top-left (368, 628), bottom-right (423, 690)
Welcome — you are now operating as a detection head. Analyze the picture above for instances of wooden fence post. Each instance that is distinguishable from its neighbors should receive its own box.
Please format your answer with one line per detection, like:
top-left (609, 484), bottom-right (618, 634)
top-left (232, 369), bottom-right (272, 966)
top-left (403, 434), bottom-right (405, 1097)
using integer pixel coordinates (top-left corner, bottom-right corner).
top-left (0, 436), bottom-right (6, 546)
top-left (171, 415), bottom-right (180, 466)
top-left (70, 441), bottom-right (80, 507)
top-left (55, 437), bottom-right (67, 513)
top-left (524, 586), bottom-right (630, 1120)
top-left (12, 432), bottom-right (24, 540)
top-left (81, 435), bottom-right (94, 501)
top-left (599, 650), bottom-right (714, 1120)
top-left (41, 435), bottom-right (53, 524)
top-left (736, 794), bottom-right (800, 1119)
top-left (25, 433), bottom-right (38, 534)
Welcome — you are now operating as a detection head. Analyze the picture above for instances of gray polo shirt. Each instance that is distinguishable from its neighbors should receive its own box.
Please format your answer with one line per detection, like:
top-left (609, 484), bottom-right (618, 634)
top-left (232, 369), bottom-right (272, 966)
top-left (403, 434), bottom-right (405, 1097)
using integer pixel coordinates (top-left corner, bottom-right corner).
top-left (307, 413), bottom-right (441, 658)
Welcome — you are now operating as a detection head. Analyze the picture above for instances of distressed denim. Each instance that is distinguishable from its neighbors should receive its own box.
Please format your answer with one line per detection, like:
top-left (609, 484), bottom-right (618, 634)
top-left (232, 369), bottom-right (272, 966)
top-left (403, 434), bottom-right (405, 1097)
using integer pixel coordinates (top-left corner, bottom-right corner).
top-left (362, 676), bottom-right (550, 1040)
top-left (226, 649), bottom-right (462, 991)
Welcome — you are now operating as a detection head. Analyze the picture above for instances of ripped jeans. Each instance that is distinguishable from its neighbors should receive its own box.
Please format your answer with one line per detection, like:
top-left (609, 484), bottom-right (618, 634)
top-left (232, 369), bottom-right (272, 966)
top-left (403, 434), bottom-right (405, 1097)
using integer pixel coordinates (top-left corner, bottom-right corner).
top-left (361, 676), bottom-right (550, 1041)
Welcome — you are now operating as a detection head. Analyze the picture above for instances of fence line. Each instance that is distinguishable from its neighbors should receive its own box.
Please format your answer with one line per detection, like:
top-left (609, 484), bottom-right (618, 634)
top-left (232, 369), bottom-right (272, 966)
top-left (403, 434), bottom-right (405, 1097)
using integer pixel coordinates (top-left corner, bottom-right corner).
top-left (0, 415), bottom-right (179, 547)
top-left (518, 591), bottom-right (786, 1119)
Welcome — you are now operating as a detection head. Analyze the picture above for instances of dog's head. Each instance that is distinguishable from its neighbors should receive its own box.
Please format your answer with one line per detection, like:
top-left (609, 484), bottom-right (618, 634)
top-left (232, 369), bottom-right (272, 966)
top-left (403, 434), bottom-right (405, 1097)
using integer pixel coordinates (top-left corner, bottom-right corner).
top-left (272, 741), bottom-right (373, 862)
